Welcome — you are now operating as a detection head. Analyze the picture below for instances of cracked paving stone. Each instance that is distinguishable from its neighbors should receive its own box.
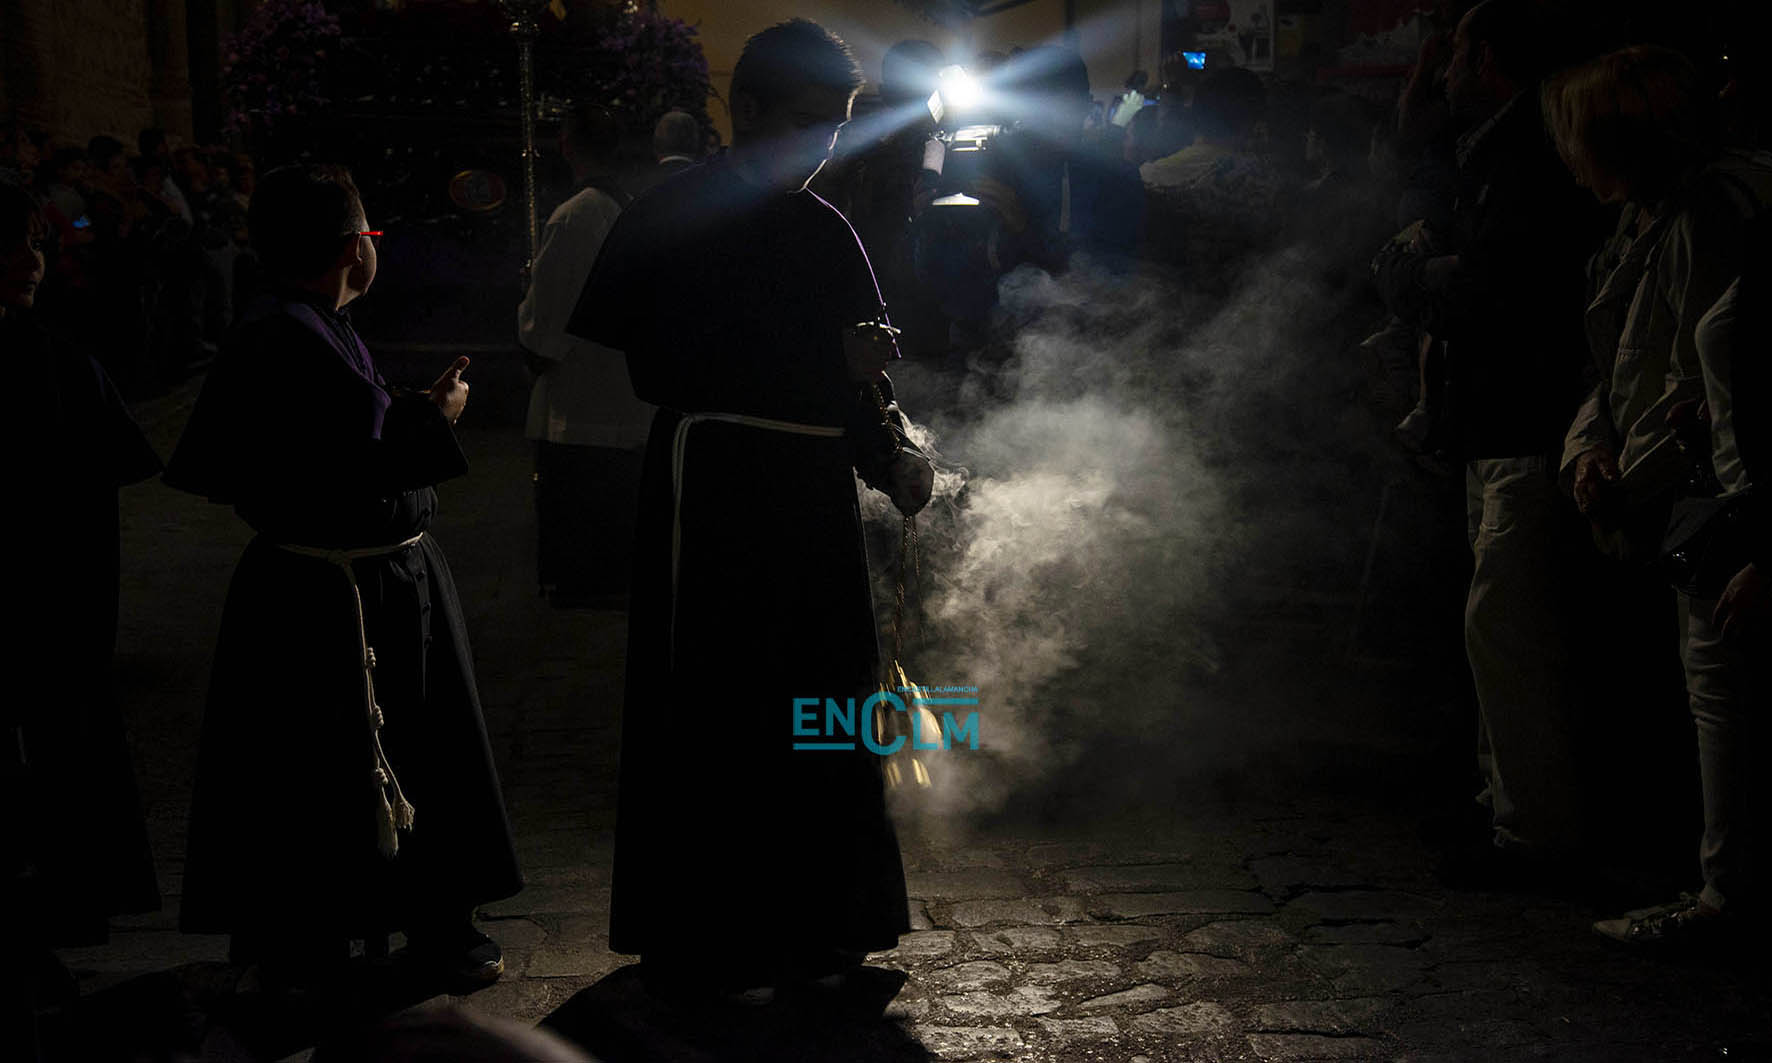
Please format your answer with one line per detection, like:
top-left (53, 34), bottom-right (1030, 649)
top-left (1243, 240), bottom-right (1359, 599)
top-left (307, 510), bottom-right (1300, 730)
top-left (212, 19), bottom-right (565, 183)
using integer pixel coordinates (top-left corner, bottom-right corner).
top-left (1128, 1001), bottom-right (1236, 1035)
top-left (524, 941), bottom-right (626, 979)
top-left (1079, 983), bottom-right (1173, 1010)
top-left (885, 995), bottom-right (933, 1021)
top-left (1089, 891), bottom-right (1275, 919)
top-left (939, 987), bottom-right (1063, 1018)
top-left (909, 900), bottom-right (936, 930)
top-left (1248, 856), bottom-right (1368, 895)
top-left (912, 1025), bottom-right (1026, 1059)
top-left (454, 977), bottom-right (556, 1024)
top-left (519, 865), bottom-right (608, 889)
top-left (1021, 959), bottom-right (1122, 984)
top-left (1283, 890), bottom-right (1439, 922)
top-left (1417, 960), bottom-right (1556, 994)
top-left (970, 926), bottom-right (1064, 954)
top-left (1056, 863), bottom-right (1259, 893)
top-left (1247, 1034), bottom-right (1386, 1060)
top-left (923, 960), bottom-right (1012, 991)
top-left (1022, 841), bottom-right (1114, 867)
top-left (947, 897), bottom-right (1088, 927)
top-left (888, 931), bottom-right (958, 958)
top-left (1300, 943), bottom-right (1428, 971)
top-left (479, 918), bottom-right (546, 950)
top-left (1245, 998), bottom-right (1389, 1035)
top-left (1182, 920), bottom-right (1297, 959)
top-left (1037, 1016), bottom-right (1121, 1041)
top-left (907, 846), bottom-right (1012, 872)
top-left (1300, 944), bottom-right (1430, 993)
top-left (905, 870), bottom-right (1031, 900)
top-left (1067, 924), bottom-right (1167, 948)
top-left (1303, 922), bottom-right (1425, 946)
top-left (479, 884), bottom-right (610, 918)
top-left (1134, 950), bottom-right (1255, 980)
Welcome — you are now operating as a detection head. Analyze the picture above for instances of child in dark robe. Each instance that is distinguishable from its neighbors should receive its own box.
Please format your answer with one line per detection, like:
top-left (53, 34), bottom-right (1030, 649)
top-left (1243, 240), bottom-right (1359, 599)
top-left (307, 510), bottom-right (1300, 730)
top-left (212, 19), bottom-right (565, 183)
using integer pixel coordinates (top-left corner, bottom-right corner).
top-left (568, 19), bottom-right (935, 999)
top-left (164, 165), bottom-right (521, 991)
top-left (2, 180), bottom-right (162, 1041)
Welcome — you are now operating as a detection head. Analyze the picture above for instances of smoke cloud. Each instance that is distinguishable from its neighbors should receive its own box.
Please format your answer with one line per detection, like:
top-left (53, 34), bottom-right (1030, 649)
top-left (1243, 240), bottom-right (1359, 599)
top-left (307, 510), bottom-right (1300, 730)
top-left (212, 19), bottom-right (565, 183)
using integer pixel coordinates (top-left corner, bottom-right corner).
top-left (862, 242), bottom-right (1390, 823)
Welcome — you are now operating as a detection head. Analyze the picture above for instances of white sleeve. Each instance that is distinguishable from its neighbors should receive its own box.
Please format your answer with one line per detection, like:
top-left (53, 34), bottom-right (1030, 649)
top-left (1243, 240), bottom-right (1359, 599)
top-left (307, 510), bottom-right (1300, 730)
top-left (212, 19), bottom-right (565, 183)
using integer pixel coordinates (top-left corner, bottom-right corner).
top-left (517, 194), bottom-right (620, 362)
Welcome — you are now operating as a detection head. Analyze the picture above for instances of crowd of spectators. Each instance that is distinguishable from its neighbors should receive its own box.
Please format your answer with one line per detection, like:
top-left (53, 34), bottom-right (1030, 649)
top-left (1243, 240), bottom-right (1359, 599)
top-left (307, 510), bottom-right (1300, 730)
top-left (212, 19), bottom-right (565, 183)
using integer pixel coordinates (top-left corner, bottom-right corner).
top-left (0, 122), bottom-right (257, 397)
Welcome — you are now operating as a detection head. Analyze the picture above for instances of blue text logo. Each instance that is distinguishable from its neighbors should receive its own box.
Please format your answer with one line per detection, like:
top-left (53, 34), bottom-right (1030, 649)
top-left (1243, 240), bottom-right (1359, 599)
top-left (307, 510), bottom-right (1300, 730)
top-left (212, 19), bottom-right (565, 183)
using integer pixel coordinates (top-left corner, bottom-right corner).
top-left (792, 686), bottom-right (981, 753)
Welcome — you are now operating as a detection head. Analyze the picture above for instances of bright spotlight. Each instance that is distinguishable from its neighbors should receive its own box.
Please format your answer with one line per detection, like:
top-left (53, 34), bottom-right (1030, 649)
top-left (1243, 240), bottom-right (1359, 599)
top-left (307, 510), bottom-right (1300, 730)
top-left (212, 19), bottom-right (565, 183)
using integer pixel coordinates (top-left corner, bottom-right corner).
top-left (936, 65), bottom-right (982, 114)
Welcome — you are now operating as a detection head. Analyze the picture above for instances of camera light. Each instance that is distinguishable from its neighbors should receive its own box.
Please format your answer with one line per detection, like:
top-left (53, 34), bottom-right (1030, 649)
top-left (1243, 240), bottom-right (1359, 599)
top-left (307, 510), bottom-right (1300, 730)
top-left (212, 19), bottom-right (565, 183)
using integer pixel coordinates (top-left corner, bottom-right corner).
top-left (937, 65), bottom-right (983, 115)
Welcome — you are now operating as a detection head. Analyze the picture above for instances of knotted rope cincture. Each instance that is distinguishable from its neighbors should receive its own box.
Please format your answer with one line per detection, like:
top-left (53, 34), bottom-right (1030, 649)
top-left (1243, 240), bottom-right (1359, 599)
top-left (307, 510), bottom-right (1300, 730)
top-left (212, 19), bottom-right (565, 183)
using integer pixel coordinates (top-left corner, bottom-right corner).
top-left (275, 533), bottom-right (424, 858)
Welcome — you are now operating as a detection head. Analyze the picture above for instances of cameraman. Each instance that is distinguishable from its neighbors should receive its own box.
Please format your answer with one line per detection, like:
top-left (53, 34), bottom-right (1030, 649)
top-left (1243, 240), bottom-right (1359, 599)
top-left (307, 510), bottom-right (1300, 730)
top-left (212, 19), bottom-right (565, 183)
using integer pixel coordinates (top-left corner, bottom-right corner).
top-left (911, 45), bottom-right (1143, 358)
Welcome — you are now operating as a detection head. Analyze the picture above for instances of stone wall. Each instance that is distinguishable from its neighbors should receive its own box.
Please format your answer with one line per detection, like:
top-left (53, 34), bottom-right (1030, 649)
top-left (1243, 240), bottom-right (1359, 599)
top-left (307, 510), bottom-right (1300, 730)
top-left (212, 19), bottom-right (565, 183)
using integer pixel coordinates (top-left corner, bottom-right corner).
top-left (0, 0), bottom-right (193, 146)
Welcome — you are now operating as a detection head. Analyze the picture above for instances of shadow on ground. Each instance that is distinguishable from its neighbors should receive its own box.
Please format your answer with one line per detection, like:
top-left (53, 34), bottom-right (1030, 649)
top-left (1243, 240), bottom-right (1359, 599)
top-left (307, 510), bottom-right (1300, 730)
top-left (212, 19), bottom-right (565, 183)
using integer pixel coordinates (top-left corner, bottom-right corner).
top-left (46, 954), bottom-right (476, 1061)
top-left (542, 964), bottom-right (932, 1063)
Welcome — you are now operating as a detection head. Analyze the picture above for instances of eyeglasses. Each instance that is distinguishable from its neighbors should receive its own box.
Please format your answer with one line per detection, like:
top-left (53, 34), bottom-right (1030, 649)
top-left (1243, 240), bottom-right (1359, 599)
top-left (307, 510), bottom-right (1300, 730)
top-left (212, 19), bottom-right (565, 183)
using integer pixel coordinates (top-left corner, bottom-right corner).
top-left (354, 230), bottom-right (384, 248)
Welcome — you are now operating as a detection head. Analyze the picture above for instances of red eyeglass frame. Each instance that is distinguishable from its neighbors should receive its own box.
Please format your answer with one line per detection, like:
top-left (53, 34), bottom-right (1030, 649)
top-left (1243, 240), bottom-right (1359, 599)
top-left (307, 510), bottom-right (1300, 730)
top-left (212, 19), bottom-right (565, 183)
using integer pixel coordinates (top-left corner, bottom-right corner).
top-left (354, 230), bottom-right (384, 248)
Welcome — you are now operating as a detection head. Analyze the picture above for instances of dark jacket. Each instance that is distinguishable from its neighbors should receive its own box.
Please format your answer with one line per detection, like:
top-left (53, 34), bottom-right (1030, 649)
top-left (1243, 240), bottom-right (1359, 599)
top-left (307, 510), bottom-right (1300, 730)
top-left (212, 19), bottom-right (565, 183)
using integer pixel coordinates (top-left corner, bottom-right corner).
top-left (1374, 90), bottom-right (1610, 460)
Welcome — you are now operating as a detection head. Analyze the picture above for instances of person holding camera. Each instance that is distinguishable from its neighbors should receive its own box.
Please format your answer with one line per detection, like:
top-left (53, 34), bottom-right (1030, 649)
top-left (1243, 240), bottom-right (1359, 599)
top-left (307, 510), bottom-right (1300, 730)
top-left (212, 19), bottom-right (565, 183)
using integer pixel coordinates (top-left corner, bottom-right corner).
top-left (912, 45), bottom-right (1142, 360)
top-left (567, 19), bottom-right (934, 1000)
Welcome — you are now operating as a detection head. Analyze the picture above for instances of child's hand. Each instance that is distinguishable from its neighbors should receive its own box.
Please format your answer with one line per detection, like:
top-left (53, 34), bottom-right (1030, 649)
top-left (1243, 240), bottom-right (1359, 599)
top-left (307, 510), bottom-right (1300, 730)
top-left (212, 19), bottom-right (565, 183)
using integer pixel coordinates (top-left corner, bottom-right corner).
top-left (430, 356), bottom-right (471, 424)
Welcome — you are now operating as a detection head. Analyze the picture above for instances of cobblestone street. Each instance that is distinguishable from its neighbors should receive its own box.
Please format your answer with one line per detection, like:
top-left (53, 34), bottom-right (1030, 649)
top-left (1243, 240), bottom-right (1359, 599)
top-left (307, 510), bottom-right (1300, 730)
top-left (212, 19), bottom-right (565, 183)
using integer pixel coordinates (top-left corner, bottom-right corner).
top-left (56, 386), bottom-right (1772, 1062)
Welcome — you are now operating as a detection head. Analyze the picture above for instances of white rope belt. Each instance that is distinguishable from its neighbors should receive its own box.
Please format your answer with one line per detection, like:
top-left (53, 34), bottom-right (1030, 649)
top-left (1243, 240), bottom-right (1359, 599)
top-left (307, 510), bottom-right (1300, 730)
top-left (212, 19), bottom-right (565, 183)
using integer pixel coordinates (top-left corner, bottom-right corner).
top-left (668, 412), bottom-right (845, 664)
top-left (274, 532), bottom-right (426, 858)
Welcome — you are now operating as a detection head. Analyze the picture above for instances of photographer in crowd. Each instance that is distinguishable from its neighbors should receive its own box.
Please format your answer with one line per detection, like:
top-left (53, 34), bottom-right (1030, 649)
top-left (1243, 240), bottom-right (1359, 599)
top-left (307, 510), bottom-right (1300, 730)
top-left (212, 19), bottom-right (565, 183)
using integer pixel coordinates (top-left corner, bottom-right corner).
top-left (911, 44), bottom-right (1143, 363)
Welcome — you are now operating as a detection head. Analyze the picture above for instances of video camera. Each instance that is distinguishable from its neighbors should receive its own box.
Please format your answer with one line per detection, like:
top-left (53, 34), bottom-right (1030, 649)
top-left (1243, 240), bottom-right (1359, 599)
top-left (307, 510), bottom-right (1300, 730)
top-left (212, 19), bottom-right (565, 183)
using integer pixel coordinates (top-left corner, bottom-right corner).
top-left (922, 65), bottom-right (1005, 209)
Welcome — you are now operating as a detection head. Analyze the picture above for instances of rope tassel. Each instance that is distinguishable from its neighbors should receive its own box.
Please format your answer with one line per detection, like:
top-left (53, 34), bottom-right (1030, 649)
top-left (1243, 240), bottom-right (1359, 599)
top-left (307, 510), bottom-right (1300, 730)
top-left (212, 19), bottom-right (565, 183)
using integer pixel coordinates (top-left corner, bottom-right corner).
top-left (369, 697), bottom-right (416, 857)
top-left (274, 535), bottom-right (426, 860)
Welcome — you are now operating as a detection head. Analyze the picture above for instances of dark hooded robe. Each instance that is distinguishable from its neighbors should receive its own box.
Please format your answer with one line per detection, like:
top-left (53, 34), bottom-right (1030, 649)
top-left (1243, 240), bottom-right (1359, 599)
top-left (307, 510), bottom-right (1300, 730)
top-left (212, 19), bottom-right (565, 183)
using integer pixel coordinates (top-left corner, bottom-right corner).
top-left (164, 291), bottom-right (521, 940)
top-left (567, 158), bottom-right (916, 968)
top-left (5, 311), bottom-right (162, 946)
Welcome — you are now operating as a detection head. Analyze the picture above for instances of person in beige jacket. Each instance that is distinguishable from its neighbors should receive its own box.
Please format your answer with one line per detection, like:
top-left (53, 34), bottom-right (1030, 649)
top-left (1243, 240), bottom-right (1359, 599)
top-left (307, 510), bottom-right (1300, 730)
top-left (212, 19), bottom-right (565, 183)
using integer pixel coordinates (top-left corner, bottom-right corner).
top-left (1554, 62), bottom-right (1772, 553)
top-left (1545, 44), bottom-right (1772, 950)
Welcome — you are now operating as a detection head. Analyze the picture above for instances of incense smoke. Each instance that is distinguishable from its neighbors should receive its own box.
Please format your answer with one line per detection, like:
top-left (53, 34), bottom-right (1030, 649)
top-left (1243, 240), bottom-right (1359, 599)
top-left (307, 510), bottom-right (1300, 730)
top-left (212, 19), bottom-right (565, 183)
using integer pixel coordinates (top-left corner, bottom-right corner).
top-left (863, 243), bottom-right (1389, 821)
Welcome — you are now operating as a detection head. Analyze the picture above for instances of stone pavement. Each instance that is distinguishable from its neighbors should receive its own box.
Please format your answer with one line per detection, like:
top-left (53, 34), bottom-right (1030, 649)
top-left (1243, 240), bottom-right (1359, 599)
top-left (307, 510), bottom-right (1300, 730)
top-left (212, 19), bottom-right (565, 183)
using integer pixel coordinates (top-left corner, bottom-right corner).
top-left (48, 387), bottom-right (1772, 1062)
